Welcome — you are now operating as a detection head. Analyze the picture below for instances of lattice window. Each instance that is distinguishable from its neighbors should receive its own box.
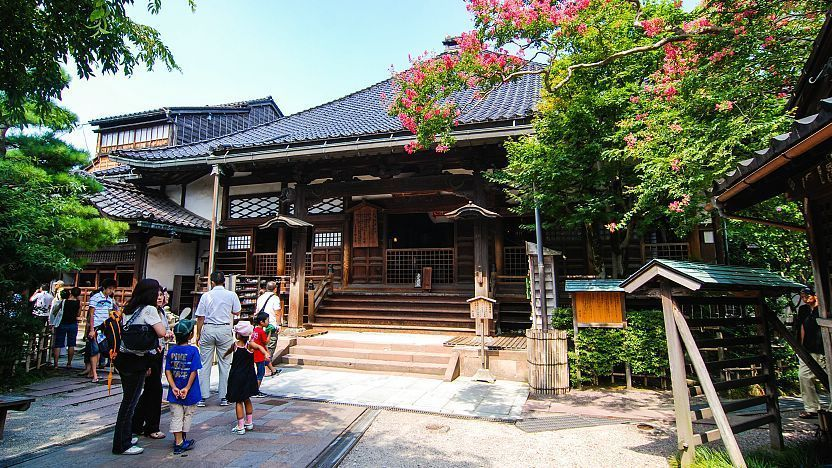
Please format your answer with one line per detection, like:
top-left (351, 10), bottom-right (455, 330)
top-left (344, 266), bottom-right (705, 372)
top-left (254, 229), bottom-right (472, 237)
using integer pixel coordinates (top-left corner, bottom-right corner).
top-left (308, 198), bottom-right (344, 215)
top-left (386, 248), bottom-right (454, 284)
top-left (229, 196), bottom-right (279, 219)
top-left (643, 243), bottom-right (689, 261)
top-left (314, 231), bottom-right (342, 247)
top-left (504, 246), bottom-right (528, 277)
top-left (227, 235), bottom-right (251, 250)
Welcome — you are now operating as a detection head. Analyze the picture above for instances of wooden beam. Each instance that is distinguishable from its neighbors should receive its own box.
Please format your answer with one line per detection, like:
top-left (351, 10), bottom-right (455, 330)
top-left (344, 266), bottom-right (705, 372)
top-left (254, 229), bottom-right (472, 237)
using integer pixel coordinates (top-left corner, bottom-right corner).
top-left (672, 305), bottom-right (746, 467)
top-left (660, 281), bottom-right (695, 468)
top-left (804, 196), bottom-right (832, 395)
top-left (767, 312), bottom-right (829, 389)
top-left (207, 165), bottom-right (220, 274)
top-left (756, 299), bottom-right (784, 449)
top-left (307, 174), bottom-right (472, 199)
top-left (287, 185), bottom-right (307, 328)
top-left (722, 213), bottom-right (806, 232)
top-left (276, 228), bottom-right (286, 276)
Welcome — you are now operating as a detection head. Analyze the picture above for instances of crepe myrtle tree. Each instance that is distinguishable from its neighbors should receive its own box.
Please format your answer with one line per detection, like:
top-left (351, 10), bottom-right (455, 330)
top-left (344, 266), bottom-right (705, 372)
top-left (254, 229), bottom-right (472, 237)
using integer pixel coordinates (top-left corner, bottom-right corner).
top-left (388, 0), bottom-right (824, 276)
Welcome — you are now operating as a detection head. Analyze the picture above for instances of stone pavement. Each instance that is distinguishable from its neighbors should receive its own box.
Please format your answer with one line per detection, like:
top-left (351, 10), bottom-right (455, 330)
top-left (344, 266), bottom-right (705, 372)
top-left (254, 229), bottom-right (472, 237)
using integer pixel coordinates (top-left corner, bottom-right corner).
top-left (522, 388), bottom-right (675, 423)
top-left (13, 396), bottom-right (365, 468)
top-left (260, 365), bottom-right (529, 420)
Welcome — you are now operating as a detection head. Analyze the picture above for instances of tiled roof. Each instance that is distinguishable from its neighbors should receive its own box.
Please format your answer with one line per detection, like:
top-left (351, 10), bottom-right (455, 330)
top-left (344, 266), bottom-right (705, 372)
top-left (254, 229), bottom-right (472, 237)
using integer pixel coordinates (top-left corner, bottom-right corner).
top-left (89, 165), bottom-right (134, 178)
top-left (89, 97), bottom-right (279, 125)
top-left (112, 64), bottom-right (543, 162)
top-left (713, 97), bottom-right (832, 195)
top-left (620, 259), bottom-right (804, 293)
top-left (564, 279), bottom-right (625, 292)
top-left (89, 178), bottom-right (211, 232)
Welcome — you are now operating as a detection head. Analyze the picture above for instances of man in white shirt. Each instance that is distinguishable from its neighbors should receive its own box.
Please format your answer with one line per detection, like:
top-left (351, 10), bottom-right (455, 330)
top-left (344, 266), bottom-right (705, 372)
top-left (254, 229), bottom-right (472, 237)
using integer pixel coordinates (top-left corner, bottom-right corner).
top-left (255, 281), bottom-right (281, 328)
top-left (30, 284), bottom-right (54, 317)
top-left (195, 271), bottom-right (241, 407)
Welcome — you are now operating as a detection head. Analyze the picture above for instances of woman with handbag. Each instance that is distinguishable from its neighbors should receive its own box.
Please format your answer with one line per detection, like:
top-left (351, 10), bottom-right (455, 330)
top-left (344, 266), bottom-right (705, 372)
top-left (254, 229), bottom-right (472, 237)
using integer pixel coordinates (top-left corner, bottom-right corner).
top-left (130, 286), bottom-right (170, 440)
top-left (113, 279), bottom-right (173, 455)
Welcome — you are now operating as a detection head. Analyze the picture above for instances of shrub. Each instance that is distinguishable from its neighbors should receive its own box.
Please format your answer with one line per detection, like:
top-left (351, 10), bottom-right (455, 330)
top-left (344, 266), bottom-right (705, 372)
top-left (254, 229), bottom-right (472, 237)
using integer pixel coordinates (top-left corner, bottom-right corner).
top-left (0, 298), bottom-right (45, 377)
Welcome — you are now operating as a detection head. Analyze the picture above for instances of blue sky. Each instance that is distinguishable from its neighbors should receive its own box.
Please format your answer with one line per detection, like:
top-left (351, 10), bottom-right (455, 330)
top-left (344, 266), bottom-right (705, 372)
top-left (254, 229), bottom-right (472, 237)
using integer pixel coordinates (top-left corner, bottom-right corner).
top-left (59, 1), bottom-right (697, 152)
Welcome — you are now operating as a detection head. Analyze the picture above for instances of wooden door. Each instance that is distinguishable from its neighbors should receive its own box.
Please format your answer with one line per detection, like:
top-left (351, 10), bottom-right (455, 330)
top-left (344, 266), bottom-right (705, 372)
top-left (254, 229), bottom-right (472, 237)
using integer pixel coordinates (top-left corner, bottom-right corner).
top-left (455, 220), bottom-right (474, 283)
top-left (351, 206), bottom-right (383, 283)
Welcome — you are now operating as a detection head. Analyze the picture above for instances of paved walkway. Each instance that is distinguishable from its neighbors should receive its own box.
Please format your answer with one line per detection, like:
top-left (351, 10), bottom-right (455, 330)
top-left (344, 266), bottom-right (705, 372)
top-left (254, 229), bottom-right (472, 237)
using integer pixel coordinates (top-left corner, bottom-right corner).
top-left (13, 397), bottom-right (364, 467)
top-left (260, 366), bottom-right (529, 420)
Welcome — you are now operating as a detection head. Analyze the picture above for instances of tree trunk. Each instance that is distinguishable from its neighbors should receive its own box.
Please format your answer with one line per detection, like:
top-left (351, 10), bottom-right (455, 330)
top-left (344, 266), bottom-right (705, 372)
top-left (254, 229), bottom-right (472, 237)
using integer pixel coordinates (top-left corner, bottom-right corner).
top-left (0, 125), bottom-right (7, 157)
top-left (585, 222), bottom-right (606, 278)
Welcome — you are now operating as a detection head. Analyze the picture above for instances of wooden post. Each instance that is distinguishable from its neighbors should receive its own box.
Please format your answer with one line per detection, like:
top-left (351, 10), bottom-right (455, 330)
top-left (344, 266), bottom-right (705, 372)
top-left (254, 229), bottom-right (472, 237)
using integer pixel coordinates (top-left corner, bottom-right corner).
top-left (804, 197), bottom-right (832, 394)
top-left (572, 295), bottom-right (582, 390)
top-left (473, 220), bottom-right (492, 335)
top-left (495, 220), bottom-right (504, 276)
top-left (287, 184), bottom-right (307, 328)
top-left (672, 305), bottom-right (746, 468)
top-left (130, 233), bottom-right (148, 281)
top-left (276, 227), bottom-right (286, 276)
top-left (342, 215), bottom-right (351, 287)
top-left (660, 281), bottom-right (695, 468)
top-left (756, 299), bottom-right (784, 449)
top-left (207, 165), bottom-right (221, 274)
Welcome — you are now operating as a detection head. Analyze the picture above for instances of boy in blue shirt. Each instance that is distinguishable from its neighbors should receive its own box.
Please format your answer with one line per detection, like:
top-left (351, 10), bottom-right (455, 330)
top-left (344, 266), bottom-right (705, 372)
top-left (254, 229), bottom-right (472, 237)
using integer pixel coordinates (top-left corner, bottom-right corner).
top-left (165, 319), bottom-right (201, 455)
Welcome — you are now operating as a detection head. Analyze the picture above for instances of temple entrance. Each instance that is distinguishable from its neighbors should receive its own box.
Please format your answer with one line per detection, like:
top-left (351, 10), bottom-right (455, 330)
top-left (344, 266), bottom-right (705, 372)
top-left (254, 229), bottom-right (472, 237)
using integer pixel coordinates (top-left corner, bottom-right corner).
top-left (385, 213), bottom-right (455, 284)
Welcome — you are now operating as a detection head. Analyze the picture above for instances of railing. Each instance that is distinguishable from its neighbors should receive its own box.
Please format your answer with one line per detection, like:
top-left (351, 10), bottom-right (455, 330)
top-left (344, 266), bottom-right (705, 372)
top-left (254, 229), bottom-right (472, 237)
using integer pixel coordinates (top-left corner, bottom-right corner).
top-left (307, 273), bottom-right (334, 323)
top-left (385, 248), bottom-right (454, 284)
top-left (284, 252), bottom-right (313, 277)
top-left (642, 242), bottom-right (689, 262)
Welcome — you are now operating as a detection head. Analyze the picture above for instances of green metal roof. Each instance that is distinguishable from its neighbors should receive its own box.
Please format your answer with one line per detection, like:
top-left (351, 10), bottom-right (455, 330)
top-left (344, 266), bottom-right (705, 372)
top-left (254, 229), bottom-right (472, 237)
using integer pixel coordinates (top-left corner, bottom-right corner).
top-left (620, 259), bottom-right (805, 293)
top-left (564, 279), bottom-right (624, 292)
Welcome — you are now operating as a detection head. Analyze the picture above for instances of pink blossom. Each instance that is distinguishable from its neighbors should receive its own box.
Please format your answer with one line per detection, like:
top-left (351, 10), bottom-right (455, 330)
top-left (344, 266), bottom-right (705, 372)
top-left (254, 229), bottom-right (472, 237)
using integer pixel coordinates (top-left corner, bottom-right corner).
top-left (605, 222), bottom-right (618, 233)
top-left (576, 23), bottom-right (588, 34)
top-left (775, 206), bottom-right (783, 212)
top-left (629, 95), bottom-right (640, 104)
top-left (671, 158), bottom-right (681, 171)
top-left (669, 123), bottom-right (683, 132)
top-left (404, 141), bottom-right (423, 154)
top-left (715, 100), bottom-right (734, 112)
top-left (641, 18), bottom-right (665, 37)
top-left (435, 144), bottom-right (450, 153)
top-left (624, 133), bottom-right (638, 148)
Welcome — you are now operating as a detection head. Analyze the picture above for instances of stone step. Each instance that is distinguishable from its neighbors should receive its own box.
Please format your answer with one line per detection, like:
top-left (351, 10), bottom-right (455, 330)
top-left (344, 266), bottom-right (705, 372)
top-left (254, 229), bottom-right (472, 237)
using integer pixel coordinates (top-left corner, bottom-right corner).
top-left (328, 294), bottom-right (470, 304)
top-left (281, 354), bottom-right (447, 375)
top-left (311, 315), bottom-right (475, 329)
top-left (289, 344), bottom-right (451, 364)
top-left (294, 337), bottom-right (451, 354)
top-left (314, 312), bottom-right (474, 323)
top-left (318, 303), bottom-right (470, 313)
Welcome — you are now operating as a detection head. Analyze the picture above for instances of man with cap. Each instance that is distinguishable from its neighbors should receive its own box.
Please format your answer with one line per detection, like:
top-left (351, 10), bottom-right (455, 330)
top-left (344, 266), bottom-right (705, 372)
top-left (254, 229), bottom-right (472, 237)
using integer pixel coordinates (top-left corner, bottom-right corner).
top-left (795, 287), bottom-right (827, 419)
top-left (194, 271), bottom-right (241, 407)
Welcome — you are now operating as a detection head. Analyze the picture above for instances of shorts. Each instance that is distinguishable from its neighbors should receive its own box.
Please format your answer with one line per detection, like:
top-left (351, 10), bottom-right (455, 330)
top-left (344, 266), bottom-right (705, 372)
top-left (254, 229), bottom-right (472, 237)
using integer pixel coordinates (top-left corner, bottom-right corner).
top-left (256, 361), bottom-right (266, 381)
top-left (85, 335), bottom-right (109, 358)
top-left (169, 403), bottom-right (197, 433)
top-left (53, 324), bottom-right (78, 349)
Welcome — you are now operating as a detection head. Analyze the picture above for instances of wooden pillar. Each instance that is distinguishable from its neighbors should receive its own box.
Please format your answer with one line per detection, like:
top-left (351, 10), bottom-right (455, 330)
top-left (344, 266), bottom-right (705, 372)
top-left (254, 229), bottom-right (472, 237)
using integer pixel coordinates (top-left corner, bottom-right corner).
top-left (756, 299), bottom-right (784, 449)
top-left (472, 173), bottom-right (494, 334)
top-left (276, 227), bottom-right (286, 276)
top-left (494, 219), bottom-right (504, 276)
top-left (711, 211), bottom-right (727, 264)
top-left (207, 165), bottom-right (221, 274)
top-left (660, 281), bottom-right (694, 467)
top-left (342, 214), bottom-right (351, 287)
top-left (288, 185), bottom-right (308, 328)
top-left (804, 197), bottom-right (832, 394)
top-left (130, 233), bottom-right (148, 281)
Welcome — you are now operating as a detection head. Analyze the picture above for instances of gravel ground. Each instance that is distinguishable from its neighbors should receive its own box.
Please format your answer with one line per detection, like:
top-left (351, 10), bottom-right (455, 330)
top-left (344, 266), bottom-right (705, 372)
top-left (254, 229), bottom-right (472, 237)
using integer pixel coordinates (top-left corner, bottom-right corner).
top-left (341, 410), bottom-right (679, 467)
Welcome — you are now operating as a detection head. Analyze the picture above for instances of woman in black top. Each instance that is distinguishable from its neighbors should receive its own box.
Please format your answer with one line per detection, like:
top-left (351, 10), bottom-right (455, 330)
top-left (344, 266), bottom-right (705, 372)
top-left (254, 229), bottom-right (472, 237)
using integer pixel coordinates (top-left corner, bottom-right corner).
top-left (51, 287), bottom-right (81, 368)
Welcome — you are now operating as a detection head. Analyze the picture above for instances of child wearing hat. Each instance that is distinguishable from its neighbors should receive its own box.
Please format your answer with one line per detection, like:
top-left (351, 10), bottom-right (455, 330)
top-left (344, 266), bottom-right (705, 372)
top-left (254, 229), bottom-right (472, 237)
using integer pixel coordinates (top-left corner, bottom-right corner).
top-left (224, 321), bottom-right (267, 434)
top-left (164, 319), bottom-right (201, 454)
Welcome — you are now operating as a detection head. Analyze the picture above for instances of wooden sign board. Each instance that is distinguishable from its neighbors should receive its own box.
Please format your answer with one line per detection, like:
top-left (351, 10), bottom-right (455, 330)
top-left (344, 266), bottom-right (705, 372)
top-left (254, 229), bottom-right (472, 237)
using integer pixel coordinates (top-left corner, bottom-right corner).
top-left (468, 296), bottom-right (495, 319)
top-left (573, 291), bottom-right (625, 328)
top-left (353, 205), bottom-right (378, 247)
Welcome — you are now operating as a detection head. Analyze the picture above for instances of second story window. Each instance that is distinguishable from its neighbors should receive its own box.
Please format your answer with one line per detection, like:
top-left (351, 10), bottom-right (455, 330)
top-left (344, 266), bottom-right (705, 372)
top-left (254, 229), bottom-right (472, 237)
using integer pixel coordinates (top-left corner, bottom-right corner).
top-left (99, 124), bottom-right (171, 153)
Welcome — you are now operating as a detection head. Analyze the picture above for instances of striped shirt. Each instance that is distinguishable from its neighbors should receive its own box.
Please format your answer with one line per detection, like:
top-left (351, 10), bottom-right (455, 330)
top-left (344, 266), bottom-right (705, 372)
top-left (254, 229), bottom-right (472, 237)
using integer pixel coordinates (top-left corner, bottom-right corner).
top-left (89, 291), bottom-right (118, 327)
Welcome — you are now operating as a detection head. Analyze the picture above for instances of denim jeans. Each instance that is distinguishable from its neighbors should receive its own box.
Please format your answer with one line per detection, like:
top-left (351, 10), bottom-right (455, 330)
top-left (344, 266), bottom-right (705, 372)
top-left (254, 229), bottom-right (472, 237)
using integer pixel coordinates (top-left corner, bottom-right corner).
top-left (112, 370), bottom-right (146, 454)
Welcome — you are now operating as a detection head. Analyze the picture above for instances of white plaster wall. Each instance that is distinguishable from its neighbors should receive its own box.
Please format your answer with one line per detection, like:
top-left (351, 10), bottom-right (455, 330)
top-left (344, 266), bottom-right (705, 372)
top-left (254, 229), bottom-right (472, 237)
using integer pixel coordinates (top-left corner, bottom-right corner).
top-left (165, 185), bottom-right (184, 205)
top-left (184, 175), bottom-right (217, 220)
top-left (145, 237), bottom-right (199, 289)
top-left (229, 182), bottom-right (281, 196)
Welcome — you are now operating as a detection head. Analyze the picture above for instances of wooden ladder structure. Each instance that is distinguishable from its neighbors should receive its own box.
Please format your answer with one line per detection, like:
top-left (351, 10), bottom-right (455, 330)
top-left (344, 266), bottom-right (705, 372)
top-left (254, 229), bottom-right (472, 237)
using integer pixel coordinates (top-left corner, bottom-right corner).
top-left (661, 283), bottom-right (783, 468)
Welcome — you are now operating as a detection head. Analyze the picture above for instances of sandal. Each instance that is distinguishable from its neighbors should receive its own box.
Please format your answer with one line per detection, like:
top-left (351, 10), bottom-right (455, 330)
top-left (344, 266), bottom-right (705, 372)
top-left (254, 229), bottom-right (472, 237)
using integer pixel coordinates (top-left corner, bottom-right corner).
top-left (148, 432), bottom-right (166, 439)
top-left (799, 411), bottom-right (818, 419)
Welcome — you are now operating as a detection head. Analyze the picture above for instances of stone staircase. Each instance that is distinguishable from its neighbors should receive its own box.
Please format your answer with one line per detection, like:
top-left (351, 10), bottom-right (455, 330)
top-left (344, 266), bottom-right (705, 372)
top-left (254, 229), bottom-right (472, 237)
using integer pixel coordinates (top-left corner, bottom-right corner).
top-left (281, 335), bottom-right (454, 376)
top-left (310, 290), bottom-right (475, 333)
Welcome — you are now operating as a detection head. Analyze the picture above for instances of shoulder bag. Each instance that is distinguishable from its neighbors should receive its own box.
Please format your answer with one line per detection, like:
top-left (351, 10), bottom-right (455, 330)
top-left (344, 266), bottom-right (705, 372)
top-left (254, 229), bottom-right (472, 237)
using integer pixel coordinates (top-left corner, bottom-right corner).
top-left (121, 306), bottom-right (158, 351)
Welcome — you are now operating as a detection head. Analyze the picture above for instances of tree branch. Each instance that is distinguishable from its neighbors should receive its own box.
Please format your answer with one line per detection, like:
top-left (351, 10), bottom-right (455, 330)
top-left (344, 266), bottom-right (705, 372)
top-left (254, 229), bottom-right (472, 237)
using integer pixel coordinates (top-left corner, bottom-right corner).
top-left (550, 27), bottom-right (724, 92)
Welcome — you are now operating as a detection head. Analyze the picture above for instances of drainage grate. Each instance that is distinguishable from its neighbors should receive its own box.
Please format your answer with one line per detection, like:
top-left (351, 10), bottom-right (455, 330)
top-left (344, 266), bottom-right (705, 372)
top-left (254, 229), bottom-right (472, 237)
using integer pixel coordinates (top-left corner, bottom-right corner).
top-left (515, 415), bottom-right (622, 433)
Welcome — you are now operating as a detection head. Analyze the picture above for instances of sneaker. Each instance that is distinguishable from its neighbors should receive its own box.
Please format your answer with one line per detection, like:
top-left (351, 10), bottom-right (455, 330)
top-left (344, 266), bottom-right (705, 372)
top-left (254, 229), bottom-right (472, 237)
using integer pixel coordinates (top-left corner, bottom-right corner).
top-left (131, 436), bottom-right (139, 445)
top-left (231, 425), bottom-right (245, 435)
top-left (253, 392), bottom-right (266, 398)
top-left (173, 443), bottom-right (184, 455)
top-left (122, 446), bottom-right (144, 455)
top-left (244, 423), bottom-right (254, 431)
top-left (219, 398), bottom-right (229, 406)
top-left (196, 399), bottom-right (206, 408)
top-left (181, 439), bottom-right (196, 451)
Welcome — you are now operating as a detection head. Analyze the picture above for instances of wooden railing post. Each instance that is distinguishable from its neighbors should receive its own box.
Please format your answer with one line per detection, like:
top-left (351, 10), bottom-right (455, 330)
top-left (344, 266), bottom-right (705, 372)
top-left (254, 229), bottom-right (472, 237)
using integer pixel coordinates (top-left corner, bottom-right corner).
top-left (661, 281), bottom-right (695, 467)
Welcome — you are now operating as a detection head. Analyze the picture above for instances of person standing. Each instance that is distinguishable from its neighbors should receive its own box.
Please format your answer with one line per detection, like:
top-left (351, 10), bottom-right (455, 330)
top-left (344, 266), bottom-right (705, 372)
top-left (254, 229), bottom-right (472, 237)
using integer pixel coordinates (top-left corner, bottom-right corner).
top-left (795, 287), bottom-right (827, 419)
top-left (255, 280), bottom-right (281, 375)
top-left (195, 271), bottom-right (241, 407)
top-left (131, 287), bottom-right (170, 440)
top-left (85, 278), bottom-right (119, 383)
top-left (112, 279), bottom-right (173, 455)
top-left (30, 284), bottom-right (54, 318)
top-left (165, 319), bottom-right (200, 455)
top-left (50, 287), bottom-right (81, 368)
